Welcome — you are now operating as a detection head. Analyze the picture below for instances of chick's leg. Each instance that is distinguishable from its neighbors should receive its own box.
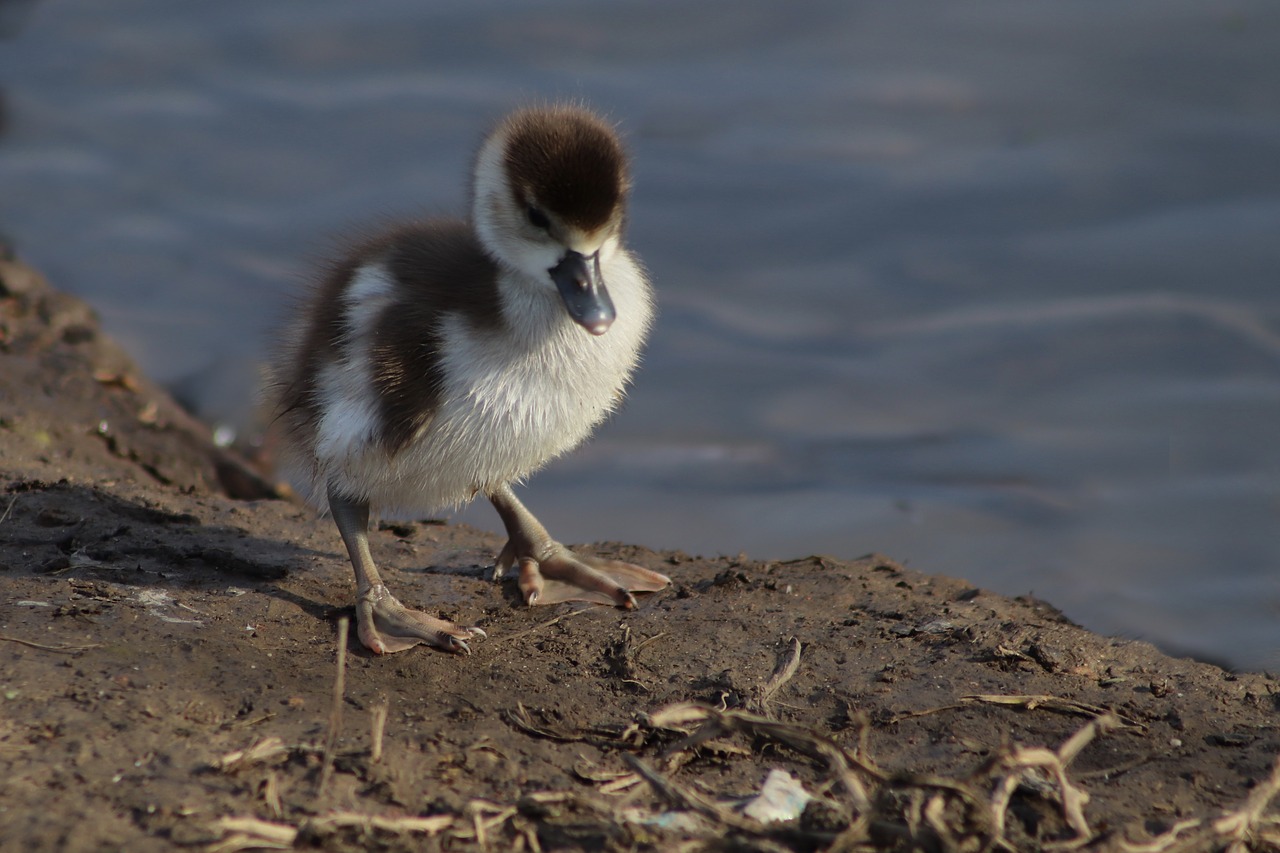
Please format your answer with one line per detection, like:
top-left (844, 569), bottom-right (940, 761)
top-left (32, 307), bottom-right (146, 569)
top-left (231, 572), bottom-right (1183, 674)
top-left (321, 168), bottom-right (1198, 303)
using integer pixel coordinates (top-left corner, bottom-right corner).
top-left (329, 488), bottom-right (484, 654)
top-left (488, 483), bottom-right (671, 607)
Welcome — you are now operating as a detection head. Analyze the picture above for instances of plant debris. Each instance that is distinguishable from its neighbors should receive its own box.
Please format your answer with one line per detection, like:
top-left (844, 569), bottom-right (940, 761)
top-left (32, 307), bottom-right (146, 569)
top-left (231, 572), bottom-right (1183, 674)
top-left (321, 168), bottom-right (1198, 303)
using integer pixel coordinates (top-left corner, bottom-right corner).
top-left (3, 255), bottom-right (1280, 851)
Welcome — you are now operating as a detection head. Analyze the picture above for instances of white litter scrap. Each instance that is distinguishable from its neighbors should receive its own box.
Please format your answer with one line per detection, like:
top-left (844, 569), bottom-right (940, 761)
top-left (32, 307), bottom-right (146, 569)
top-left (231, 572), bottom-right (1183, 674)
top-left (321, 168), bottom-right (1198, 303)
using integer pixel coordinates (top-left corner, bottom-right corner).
top-left (741, 769), bottom-right (812, 824)
top-left (134, 589), bottom-right (203, 625)
top-left (618, 808), bottom-right (711, 834)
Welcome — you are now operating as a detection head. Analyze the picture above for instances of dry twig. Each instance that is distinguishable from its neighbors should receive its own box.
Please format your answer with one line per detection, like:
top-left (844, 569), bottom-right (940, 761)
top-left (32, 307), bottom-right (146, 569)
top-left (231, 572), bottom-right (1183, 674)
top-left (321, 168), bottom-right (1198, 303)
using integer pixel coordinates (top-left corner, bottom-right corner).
top-left (623, 753), bottom-right (761, 831)
top-left (1116, 754), bottom-right (1280, 852)
top-left (984, 713), bottom-right (1120, 846)
top-left (370, 702), bottom-right (388, 764)
top-left (648, 702), bottom-right (876, 813)
top-left (213, 736), bottom-right (289, 772)
top-left (208, 811), bottom-right (452, 852)
top-left (1212, 753), bottom-right (1280, 848)
top-left (495, 607), bottom-right (594, 644)
top-left (963, 693), bottom-right (1145, 731)
top-left (0, 634), bottom-right (101, 653)
top-left (0, 494), bottom-right (17, 525)
top-left (317, 616), bottom-right (349, 795)
top-left (751, 635), bottom-right (802, 712)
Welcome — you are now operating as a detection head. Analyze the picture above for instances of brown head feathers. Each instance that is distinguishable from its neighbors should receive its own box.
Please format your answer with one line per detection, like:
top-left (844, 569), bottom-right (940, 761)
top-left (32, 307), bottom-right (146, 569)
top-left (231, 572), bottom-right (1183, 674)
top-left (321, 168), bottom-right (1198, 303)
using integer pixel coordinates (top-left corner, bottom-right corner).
top-left (499, 105), bottom-right (629, 233)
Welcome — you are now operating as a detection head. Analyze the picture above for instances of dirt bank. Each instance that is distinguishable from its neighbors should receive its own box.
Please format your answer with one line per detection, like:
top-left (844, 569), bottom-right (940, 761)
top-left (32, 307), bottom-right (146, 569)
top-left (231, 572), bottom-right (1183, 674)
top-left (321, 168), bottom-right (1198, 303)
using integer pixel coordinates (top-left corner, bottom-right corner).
top-left (2, 257), bottom-right (1278, 851)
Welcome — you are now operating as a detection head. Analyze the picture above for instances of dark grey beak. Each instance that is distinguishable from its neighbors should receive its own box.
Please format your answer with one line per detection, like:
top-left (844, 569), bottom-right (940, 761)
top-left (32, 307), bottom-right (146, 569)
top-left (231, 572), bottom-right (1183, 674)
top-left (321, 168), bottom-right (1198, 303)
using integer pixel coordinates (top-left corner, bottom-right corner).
top-left (549, 250), bottom-right (615, 336)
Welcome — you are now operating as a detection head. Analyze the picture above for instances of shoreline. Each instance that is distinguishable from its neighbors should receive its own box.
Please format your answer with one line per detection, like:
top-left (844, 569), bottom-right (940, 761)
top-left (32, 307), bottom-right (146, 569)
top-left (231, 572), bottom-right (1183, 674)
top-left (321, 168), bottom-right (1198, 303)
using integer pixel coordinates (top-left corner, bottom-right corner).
top-left (2, 256), bottom-right (1278, 851)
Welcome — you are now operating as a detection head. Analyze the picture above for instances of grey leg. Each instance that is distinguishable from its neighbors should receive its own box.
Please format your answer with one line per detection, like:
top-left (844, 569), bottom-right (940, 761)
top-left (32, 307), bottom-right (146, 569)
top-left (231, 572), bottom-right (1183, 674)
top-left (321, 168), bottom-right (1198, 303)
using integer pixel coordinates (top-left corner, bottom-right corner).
top-left (488, 483), bottom-right (670, 607)
top-left (329, 487), bottom-right (484, 654)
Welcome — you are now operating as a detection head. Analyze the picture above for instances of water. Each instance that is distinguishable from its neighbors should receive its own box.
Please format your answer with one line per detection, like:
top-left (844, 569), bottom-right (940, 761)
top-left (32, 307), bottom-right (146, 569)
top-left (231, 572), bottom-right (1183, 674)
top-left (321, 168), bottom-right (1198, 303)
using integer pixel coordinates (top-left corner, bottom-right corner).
top-left (3, 1), bottom-right (1279, 671)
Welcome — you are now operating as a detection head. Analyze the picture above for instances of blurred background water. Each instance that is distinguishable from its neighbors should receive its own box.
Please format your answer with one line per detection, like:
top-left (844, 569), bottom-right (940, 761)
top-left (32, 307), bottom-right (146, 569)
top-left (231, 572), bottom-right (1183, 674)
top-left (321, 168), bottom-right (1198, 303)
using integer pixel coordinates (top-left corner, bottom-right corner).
top-left (2, 1), bottom-right (1278, 670)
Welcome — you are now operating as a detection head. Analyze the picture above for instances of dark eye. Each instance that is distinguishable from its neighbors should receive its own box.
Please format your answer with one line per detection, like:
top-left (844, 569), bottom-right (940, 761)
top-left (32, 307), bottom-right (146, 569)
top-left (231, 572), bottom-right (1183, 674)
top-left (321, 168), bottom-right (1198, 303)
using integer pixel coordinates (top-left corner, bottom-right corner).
top-left (526, 206), bottom-right (550, 230)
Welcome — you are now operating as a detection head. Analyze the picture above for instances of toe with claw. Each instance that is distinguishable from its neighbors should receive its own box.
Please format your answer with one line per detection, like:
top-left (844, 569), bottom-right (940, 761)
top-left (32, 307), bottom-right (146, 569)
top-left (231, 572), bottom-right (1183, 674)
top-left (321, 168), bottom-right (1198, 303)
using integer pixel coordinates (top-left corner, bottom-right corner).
top-left (329, 489), bottom-right (484, 656)
top-left (356, 583), bottom-right (486, 655)
top-left (488, 484), bottom-right (670, 607)
top-left (493, 537), bottom-right (670, 608)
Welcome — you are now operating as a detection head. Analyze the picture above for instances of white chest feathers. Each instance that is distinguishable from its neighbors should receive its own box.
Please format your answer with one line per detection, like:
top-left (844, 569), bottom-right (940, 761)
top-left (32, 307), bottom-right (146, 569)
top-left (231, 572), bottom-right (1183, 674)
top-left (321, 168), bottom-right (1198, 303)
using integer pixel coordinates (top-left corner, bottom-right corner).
top-left (308, 252), bottom-right (652, 514)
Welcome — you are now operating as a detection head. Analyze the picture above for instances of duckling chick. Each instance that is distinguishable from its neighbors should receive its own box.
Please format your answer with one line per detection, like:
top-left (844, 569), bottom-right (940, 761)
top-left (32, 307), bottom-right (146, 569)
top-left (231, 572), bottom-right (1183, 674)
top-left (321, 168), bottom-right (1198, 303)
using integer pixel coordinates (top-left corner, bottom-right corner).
top-left (269, 105), bottom-right (670, 655)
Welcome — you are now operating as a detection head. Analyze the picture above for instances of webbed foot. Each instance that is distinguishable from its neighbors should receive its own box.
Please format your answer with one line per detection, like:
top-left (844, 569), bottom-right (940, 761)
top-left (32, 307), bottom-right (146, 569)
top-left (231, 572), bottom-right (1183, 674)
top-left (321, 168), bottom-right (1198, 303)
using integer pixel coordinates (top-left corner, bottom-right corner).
top-left (356, 583), bottom-right (486, 655)
top-left (494, 539), bottom-right (670, 606)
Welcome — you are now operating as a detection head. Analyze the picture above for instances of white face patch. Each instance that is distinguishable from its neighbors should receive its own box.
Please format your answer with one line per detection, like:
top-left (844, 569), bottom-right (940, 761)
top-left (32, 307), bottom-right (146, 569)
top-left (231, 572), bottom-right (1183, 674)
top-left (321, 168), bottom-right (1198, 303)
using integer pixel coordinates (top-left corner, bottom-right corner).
top-left (472, 123), bottom-right (622, 289)
top-left (596, 233), bottom-right (620, 262)
top-left (504, 240), bottom-right (564, 289)
top-left (561, 228), bottom-right (613, 260)
top-left (471, 132), bottom-right (512, 265)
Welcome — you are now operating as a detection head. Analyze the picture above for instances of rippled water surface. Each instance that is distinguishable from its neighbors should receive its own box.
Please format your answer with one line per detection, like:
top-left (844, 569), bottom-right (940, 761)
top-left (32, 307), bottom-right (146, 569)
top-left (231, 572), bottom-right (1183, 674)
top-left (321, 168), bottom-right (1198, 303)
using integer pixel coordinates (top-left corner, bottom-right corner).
top-left (3, 1), bottom-right (1279, 669)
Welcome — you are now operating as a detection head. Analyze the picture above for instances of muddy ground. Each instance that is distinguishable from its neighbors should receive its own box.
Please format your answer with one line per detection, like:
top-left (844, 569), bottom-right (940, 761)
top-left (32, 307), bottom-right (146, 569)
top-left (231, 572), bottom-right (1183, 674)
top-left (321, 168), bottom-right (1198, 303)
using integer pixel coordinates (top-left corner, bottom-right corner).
top-left (2, 256), bottom-right (1279, 852)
